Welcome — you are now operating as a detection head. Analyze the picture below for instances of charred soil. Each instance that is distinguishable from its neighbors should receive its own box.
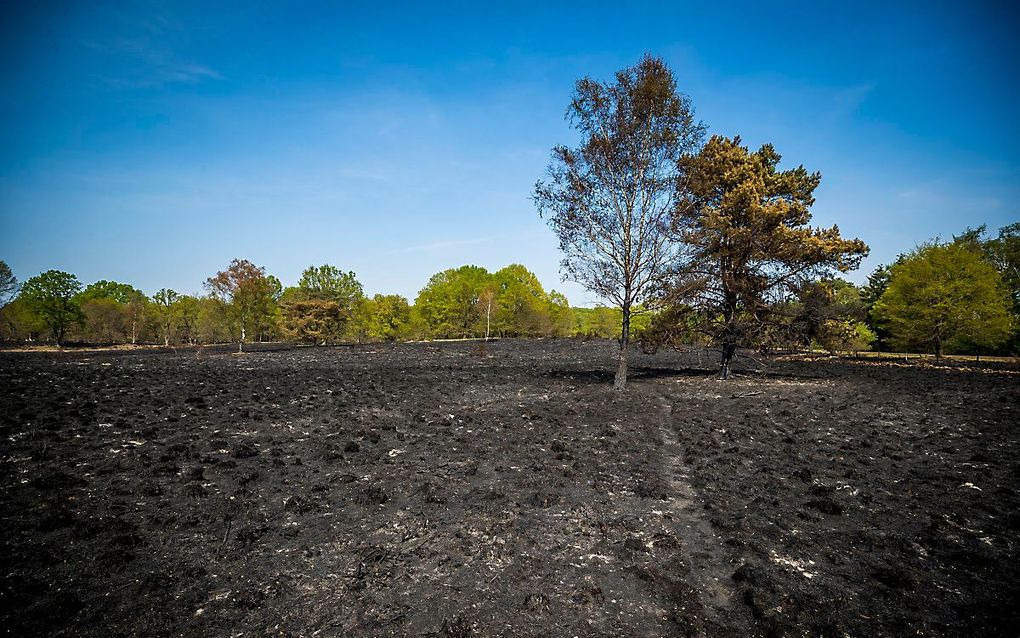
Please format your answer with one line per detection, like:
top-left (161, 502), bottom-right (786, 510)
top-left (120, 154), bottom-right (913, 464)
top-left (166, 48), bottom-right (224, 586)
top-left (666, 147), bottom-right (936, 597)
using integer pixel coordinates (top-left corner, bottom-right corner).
top-left (1, 340), bottom-right (1018, 636)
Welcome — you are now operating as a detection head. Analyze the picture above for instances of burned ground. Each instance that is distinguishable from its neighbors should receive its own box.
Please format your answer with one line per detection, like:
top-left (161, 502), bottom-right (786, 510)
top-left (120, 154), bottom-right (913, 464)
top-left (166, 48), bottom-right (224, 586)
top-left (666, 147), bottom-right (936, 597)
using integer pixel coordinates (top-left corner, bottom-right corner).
top-left (1, 340), bottom-right (1017, 637)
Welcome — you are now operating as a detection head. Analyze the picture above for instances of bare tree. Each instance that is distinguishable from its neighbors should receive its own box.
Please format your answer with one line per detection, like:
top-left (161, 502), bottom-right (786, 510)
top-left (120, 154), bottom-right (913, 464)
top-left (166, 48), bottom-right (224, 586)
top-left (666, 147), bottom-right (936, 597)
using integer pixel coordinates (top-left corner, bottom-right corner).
top-left (535, 55), bottom-right (704, 389)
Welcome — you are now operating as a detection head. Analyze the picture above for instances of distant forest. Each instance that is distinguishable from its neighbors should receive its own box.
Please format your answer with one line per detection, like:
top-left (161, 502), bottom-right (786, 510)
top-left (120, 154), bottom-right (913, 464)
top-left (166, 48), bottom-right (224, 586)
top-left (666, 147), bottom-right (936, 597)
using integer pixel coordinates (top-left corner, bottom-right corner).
top-left (0, 223), bottom-right (1016, 356)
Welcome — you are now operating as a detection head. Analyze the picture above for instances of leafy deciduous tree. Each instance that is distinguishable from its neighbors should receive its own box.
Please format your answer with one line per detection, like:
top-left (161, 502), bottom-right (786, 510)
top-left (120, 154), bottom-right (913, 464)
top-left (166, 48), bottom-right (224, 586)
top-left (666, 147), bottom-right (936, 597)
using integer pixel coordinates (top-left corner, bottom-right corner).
top-left (535, 55), bottom-right (704, 389)
top-left (19, 270), bottom-right (84, 345)
top-left (205, 259), bottom-right (277, 352)
top-left (368, 294), bottom-right (412, 342)
top-left (80, 298), bottom-right (126, 343)
top-left (175, 295), bottom-right (200, 345)
top-left (873, 242), bottom-right (1012, 359)
top-left (297, 265), bottom-right (362, 305)
top-left (415, 265), bottom-right (491, 338)
top-left (0, 261), bottom-right (17, 307)
top-left (152, 288), bottom-right (180, 346)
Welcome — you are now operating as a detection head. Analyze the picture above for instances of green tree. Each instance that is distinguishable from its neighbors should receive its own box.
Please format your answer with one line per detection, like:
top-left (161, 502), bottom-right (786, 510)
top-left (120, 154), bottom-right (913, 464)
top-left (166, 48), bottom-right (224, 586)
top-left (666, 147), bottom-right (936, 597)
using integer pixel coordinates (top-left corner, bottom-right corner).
top-left (414, 265), bottom-right (491, 338)
top-left (546, 291), bottom-right (574, 337)
top-left (0, 261), bottom-right (17, 307)
top-left (0, 298), bottom-right (46, 342)
top-left (175, 295), bottom-right (200, 345)
top-left (205, 259), bottom-right (277, 352)
top-left (873, 241), bottom-right (1013, 359)
top-left (861, 263), bottom-right (899, 350)
top-left (78, 280), bottom-right (142, 304)
top-left (573, 307), bottom-right (622, 338)
top-left (297, 265), bottom-right (363, 305)
top-left (368, 294), bottom-right (412, 342)
top-left (74, 280), bottom-right (148, 344)
top-left (196, 297), bottom-right (231, 344)
top-left (535, 55), bottom-right (705, 390)
top-left (785, 278), bottom-right (872, 353)
top-left (283, 265), bottom-right (364, 343)
top-left (985, 223), bottom-right (1020, 312)
top-left (152, 288), bottom-right (180, 346)
top-left (671, 135), bottom-right (868, 378)
top-left (19, 270), bottom-right (84, 344)
top-left (492, 264), bottom-right (550, 337)
top-left (80, 298), bottom-right (126, 343)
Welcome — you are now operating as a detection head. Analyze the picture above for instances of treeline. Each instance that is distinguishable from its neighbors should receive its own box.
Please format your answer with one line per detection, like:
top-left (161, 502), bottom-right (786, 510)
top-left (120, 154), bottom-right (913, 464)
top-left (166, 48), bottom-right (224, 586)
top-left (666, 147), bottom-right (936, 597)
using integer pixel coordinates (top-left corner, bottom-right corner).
top-left (0, 260), bottom-right (642, 348)
top-left (642, 223), bottom-right (1019, 358)
top-left (0, 225), bottom-right (1015, 356)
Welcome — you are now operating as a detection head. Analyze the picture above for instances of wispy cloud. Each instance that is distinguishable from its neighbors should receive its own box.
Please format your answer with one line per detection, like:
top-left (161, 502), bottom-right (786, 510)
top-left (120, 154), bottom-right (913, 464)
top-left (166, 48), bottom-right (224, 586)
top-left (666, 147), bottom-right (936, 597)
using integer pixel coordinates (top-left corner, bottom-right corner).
top-left (96, 60), bottom-right (221, 89)
top-left (80, 8), bottom-right (222, 90)
top-left (383, 236), bottom-right (496, 255)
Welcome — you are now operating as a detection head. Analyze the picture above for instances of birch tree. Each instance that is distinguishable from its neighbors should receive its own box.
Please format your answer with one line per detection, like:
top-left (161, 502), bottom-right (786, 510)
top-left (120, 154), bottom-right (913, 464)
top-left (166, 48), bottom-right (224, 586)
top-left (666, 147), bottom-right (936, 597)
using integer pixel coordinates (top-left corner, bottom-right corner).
top-left (535, 55), bottom-right (704, 389)
top-left (205, 259), bottom-right (276, 352)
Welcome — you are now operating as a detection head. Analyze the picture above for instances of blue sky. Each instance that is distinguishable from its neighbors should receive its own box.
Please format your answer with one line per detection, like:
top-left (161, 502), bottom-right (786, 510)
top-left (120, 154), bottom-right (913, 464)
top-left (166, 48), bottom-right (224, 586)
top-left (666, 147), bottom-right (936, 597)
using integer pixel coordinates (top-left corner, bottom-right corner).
top-left (1, 1), bottom-right (1017, 305)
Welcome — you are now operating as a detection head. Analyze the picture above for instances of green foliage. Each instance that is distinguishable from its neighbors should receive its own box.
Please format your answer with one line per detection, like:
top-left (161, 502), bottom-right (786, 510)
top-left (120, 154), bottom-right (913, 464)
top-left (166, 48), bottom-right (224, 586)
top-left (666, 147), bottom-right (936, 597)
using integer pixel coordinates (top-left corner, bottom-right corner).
top-left (546, 291), bottom-right (574, 337)
top-left (413, 264), bottom-right (579, 340)
top-left (815, 319), bottom-right (876, 354)
top-left (80, 298), bottom-right (126, 343)
top-left (297, 265), bottom-right (362, 305)
top-left (873, 242), bottom-right (1013, 358)
top-left (0, 261), bottom-right (17, 307)
top-left (414, 265), bottom-right (492, 338)
top-left (637, 305), bottom-right (703, 351)
top-left (985, 223), bottom-right (1020, 311)
top-left (365, 294), bottom-right (412, 342)
top-left (571, 306), bottom-right (651, 339)
top-left (175, 295), bottom-right (200, 345)
top-left (152, 288), bottom-right (180, 346)
top-left (77, 280), bottom-right (143, 305)
top-left (19, 270), bottom-right (84, 344)
top-left (0, 298), bottom-right (47, 341)
top-left (491, 264), bottom-right (551, 337)
top-left (206, 259), bottom-right (278, 349)
top-left (535, 55), bottom-right (705, 388)
top-left (782, 278), bottom-right (871, 352)
top-left (279, 265), bottom-right (365, 344)
top-left (196, 297), bottom-right (232, 344)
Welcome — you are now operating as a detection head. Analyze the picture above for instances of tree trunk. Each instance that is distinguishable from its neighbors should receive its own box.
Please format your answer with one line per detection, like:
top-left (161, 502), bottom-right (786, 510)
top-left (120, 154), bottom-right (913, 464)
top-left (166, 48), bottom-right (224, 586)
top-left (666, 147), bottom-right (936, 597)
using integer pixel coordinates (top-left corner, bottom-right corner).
top-left (719, 295), bottom-right (738, 379)
top-left (239, 324), bottom-right (245, 353)
top-left (720, 341), bottom-right (736, 380)
top-left (614, 305), bottom-right (631, 391)
top-left (485, 299), bottom-right (491, 341)
top-left (934, 336), bottom-right (942, 362)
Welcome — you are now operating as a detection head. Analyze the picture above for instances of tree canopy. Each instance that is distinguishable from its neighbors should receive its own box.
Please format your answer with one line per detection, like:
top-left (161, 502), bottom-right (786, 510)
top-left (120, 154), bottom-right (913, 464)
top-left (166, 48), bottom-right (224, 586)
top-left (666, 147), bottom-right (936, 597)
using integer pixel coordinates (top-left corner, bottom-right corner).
top-left (205, 259), bottom-right (277, 351)
top-left (670, 135), bottom-right (868, 377)
top-left (0, 261), bottom-right (17, 307)
top-left (535, 54), bottom-right (704, 389)
top-left (19, 270), bottom-right (84, 345)
top-left (297, 265), bottom-right (363, 305)
top-left (873, 241), bottom-right (1013, 358)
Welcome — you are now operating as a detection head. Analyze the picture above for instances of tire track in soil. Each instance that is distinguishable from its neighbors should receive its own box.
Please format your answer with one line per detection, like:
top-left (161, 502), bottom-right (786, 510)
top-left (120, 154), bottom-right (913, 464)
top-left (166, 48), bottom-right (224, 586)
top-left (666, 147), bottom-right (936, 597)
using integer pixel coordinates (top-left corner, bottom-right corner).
top-left (649, 393), bottom-right (754, 635)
